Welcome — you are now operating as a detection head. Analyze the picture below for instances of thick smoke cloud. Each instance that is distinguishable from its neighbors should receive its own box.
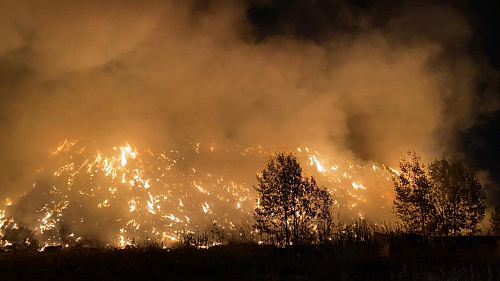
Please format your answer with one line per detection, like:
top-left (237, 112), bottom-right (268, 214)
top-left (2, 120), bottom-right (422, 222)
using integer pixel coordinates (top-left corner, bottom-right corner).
top-left (0, 0), bottom-right (495, 207)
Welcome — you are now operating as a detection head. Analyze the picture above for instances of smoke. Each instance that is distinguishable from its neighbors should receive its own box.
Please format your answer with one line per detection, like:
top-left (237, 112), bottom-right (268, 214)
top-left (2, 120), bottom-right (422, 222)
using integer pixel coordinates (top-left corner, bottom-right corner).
top-left (0, 0), bottom-right (495, 215)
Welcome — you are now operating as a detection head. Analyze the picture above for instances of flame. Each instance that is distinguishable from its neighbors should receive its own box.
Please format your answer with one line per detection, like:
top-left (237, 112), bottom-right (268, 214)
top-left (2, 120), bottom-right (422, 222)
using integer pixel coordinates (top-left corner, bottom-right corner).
top-left (351, 182), bottom-right (366, 190)
top-left (202, 202), bottom-right (210, 213)
top-left (0, 140), bottom-right (396, 249)
top-left (309, 155), bottom-right (326, 173)
top-left (388, 167), bottom-right (400, 176)
top-left (118, 143), bottom-right (137, 167)
top-left (51, 139), bottom-right (77, 156)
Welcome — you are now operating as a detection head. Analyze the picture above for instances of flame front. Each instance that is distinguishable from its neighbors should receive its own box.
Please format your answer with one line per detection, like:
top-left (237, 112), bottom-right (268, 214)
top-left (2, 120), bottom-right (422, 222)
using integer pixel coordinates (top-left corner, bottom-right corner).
top-left (0, 140), bottom-right (399, 249)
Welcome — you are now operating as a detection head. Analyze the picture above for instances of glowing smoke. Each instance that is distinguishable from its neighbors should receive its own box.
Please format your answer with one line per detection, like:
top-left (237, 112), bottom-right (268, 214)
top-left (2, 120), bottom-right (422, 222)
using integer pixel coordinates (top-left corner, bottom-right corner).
top-left (0, 0), bottom-right (496, 244)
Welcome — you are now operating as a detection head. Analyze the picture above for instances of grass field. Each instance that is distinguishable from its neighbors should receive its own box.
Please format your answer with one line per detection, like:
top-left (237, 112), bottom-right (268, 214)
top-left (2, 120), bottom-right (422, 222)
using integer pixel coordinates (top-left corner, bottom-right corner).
top-left (1, 240), bottom-right (499, 281)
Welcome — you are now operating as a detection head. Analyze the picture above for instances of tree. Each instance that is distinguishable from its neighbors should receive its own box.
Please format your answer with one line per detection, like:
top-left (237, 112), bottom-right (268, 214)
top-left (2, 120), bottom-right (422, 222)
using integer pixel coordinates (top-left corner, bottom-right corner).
top-left (393, 151), bottom-right (487, 237)
top-left (294, 176), bottom-right (333, 244)
top-left (393, 150), bottom-right (434, 236)
top-left (489, 205), bottom-right (500, 235)
top-left (253, 151), bottom-right (332, 247)
top-left (428, 157), bottom-right (486, 236)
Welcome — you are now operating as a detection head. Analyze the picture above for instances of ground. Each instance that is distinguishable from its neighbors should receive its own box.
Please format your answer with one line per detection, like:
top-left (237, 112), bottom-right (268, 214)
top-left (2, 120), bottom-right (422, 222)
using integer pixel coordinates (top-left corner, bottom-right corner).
top-left (1, 242), bottom-right (499, 280)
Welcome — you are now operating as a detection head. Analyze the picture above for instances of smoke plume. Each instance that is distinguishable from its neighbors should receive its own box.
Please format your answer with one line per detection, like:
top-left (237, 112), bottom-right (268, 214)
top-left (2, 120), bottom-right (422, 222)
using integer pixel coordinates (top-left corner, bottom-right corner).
top-left (0, 0), bottom-right (496, 227)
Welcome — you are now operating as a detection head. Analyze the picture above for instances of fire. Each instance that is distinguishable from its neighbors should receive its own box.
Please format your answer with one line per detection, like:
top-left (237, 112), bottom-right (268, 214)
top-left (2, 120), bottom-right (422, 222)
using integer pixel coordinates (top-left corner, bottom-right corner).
top-left (0, 139), bottom-right (399, 249)
top-left (51, 139), bottom-right (77, 156)
top-left (388, 167), bottom-right (400, 176)
top-left (202, 202), bottom-right (210, 213)
top-left (352, 182), bottom-right (366, 190)
top-left (309, 154), bottom-right (326, 173)
top-left (129, 198), bottom-right (137, 212)
top-left (117, 143), bottom-right (137, 167)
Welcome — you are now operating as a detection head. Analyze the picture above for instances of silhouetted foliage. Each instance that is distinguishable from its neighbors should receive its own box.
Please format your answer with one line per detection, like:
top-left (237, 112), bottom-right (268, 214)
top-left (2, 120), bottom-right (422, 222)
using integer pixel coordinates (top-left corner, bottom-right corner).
top-left (429, 157), bottom-right (486, 236)
top-left (490, 205), bottom-right (500, 235)
top-left (2, 242), bottom-right (500, 281)
top-left (393, 150), bottom-right (434, 236)
top-left (253, 151), bottom-right (332, 247)
top-left (393, 152), bottom-right (486, 236)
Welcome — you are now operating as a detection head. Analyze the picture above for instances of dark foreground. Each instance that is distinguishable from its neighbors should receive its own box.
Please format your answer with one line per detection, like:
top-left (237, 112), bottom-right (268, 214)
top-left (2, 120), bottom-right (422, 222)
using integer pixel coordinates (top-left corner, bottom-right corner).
top-left (1, 242), bottom-right (500, 281)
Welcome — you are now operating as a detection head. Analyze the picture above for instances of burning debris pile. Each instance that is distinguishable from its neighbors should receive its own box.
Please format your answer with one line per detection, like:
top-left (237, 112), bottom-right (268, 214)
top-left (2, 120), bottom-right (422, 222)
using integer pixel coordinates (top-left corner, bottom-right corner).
top-left (0, 139), bottom-right (398, 249)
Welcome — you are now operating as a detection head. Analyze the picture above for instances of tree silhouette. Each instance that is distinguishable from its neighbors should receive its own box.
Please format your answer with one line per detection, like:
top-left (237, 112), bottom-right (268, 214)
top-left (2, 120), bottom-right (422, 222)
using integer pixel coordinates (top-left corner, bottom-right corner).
top-left (253, 151), bottom-right (332, 247)
top-left (489, 205), bottom-right (500, 235)
top-left (429, 157), bottom-right (486, 236)
top-left (393, 150), bottom-right (434, 236)
top-left (393, 151), bottom-right (486, 237)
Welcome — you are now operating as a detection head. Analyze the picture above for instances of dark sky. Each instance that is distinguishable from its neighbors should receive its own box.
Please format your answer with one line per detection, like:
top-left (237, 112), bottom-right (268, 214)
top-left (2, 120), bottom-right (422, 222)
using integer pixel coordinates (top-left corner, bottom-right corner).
top-left (246, 1), bottom-right (499, 66)
top-left (456, 0), bottom-right (500, 202)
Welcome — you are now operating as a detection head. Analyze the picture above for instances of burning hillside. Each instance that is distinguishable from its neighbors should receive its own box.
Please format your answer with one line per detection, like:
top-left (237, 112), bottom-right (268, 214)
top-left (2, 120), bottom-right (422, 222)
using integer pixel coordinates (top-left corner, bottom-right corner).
top-left (0, 139), bottom-right (398, 249)
top-left (0, 0), bottom-right (493, 252)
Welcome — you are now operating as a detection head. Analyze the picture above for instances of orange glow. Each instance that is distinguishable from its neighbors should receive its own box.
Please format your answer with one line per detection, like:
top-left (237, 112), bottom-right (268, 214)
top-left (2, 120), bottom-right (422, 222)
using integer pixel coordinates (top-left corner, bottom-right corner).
top-left (0, 140), bottom-right (397, 249)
